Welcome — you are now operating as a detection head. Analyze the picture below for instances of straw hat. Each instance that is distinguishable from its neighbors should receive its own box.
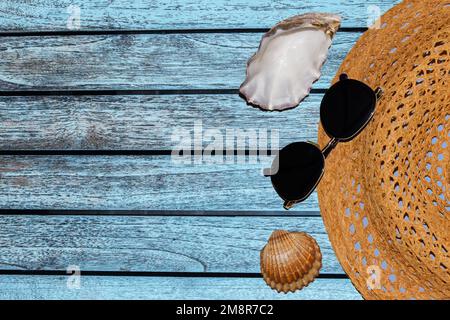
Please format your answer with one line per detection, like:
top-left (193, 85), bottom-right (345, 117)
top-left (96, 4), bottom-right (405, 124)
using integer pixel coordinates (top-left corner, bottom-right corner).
top-left (318, 0), bottom-right (449, 299)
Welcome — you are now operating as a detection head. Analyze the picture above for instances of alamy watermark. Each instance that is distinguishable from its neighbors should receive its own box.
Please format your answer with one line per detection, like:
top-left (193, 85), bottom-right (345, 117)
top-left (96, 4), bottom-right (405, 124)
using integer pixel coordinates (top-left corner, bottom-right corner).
top-left (66, 265), bottom-right (81, 289)
top-left (367, 5), bottom-right (382, 30)
top-left (67, 4), bottom-right (81, 30)
top-left (366, 265), bottom-right (382, 290)
top-left (171, 120), bottom-right (279, 172)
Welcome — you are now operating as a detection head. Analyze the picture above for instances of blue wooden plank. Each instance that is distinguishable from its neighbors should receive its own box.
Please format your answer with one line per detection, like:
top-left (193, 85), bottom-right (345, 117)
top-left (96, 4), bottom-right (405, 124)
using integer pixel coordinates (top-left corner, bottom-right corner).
top-left (0, 215), bottom-right (343, 274)
top-left (0, 94), bottom-right (322, 150)
top-left (0, 155), bottom-right (320, 211)
top-left (0, 0), bottom-right (401, 31)
top-left (0, 0), bottom-right (399, 302)
top-left (0, 276), bottom-right (361, 300)
top-left (0, 32), bottom-right (359, 90)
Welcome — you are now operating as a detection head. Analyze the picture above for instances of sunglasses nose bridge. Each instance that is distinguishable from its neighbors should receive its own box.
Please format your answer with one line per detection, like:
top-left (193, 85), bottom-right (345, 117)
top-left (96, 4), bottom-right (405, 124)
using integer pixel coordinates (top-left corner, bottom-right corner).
top-left (321, 137), bottom-right (338, 159)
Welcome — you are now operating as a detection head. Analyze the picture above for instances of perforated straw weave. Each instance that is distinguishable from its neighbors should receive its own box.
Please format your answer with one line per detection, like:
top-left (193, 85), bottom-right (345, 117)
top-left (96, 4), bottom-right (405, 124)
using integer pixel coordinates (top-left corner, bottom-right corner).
top-left (317, 0), bottom-right (449, 299)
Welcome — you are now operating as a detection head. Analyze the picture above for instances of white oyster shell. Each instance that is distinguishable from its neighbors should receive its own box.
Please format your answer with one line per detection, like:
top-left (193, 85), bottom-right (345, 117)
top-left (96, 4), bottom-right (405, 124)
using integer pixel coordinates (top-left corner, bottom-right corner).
top-left (240, 13), bottom-right (341, 111)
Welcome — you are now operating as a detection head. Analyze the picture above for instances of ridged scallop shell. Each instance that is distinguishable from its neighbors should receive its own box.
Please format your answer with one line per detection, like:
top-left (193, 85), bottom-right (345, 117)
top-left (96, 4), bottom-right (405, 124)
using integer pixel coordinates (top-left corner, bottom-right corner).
top-left (260, 230), bottom-right (322, 293)
top-left (240, 13), bottom-right (341, 111)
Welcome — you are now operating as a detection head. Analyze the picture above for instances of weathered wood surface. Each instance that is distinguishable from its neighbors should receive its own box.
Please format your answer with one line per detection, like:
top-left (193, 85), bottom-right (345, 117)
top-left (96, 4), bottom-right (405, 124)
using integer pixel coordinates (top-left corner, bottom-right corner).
top-left (0, 0), bottom-right (382, 300)
top-left (0, 276), bottom-right (361, 300)
top-left (0, 0), bottom-right (399, 31)
top-left (0, 94), bottom-right (321, 150)
top-left (0, 32), bottom-right (359, 90)
top-left (0, 215), bottom-right (342, 274)
top-left (0, 155), bottom-right (319, 211)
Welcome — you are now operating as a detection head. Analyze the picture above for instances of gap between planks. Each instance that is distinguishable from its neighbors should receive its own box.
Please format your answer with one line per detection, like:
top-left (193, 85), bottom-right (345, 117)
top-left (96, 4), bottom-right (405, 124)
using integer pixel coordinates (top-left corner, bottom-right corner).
top-left (0, 209), bottom-right (320, 217)
top-left (0, 27), bottom-right (367, 37)
top-left (0, 150), bottom-right (277, 156)
top-left (0, 270), bottom-right (347, 279)
top-left (0, 89), bottom-right (326, 96)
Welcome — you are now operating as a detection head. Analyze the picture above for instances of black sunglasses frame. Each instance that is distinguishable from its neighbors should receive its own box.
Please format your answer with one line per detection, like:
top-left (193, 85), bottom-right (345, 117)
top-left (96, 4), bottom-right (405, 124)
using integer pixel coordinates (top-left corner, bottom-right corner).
top-left (268, 74), bottom-right (383, 210)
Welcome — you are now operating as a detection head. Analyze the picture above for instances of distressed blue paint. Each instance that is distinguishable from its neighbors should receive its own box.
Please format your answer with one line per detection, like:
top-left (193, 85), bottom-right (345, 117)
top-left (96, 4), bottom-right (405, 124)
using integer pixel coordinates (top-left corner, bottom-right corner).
top-left (0, 94), bottom-right (322, 150)
top-left (0, 0), bottom-right (394, 300)
top-left (0, 215), bottom-right (343, 274)
top-left (0, 32), bottom-right (359, 90)
top-left (0, 276), bottom-right (361, 300)
top-left (0, 0), bottom-right (401, 31)
top-left (0, 155), bottom-right (320, 211)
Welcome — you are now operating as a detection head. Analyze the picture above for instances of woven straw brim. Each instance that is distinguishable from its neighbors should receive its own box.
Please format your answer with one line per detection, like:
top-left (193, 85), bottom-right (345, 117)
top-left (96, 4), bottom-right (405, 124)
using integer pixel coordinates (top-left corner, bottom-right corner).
top-left (318, 0), bottom-right (449, 299)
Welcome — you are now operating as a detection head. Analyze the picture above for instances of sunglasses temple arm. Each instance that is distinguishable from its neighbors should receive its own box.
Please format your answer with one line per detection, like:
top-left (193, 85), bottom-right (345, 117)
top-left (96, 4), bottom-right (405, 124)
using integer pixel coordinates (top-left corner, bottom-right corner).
top-left (283, 201), bottom-right (296, 210)
top-left (375, 87), bottom-right (384, 101)
top-left (322, 137), bottom-right (338, 159)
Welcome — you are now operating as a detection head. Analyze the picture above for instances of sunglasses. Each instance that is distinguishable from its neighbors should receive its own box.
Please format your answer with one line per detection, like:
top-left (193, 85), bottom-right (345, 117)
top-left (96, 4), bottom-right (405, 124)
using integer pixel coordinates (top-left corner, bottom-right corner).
top-left (265, 74), bottom-right (383, 210)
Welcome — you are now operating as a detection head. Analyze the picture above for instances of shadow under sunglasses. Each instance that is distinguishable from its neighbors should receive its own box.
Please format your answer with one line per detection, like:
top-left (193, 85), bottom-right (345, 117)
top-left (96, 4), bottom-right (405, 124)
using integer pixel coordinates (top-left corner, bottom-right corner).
top-left (265, 74), bottom-right (383, 210)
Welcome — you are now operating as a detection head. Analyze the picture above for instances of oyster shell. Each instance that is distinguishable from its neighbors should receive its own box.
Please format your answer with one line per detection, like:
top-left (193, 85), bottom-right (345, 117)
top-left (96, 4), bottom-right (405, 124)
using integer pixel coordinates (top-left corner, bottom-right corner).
top-left (260, 230), bottom-right (322, 293)
top-left (240, 13), bottom-right (341, 111)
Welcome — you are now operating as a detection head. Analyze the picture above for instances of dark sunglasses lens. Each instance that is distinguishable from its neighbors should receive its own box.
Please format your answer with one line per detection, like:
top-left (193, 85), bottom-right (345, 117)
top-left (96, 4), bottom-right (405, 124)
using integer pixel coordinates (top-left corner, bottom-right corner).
top-left (270, 142), bottom-right (324, 202)
top-left (320, 79), bottom-right (376, 140)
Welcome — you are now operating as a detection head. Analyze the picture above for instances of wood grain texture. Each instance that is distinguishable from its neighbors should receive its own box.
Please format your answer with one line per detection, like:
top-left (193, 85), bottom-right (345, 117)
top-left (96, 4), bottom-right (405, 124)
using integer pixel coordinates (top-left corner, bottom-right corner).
top-left (0, 0), bottom-right (400, 30)
top-left (0, 32), bottom-right (359, 90)
top-left (0, 276), bottom-right (361, 300)
top-left (0, 155), bottom-right (319, 211)
top-left (0, 215), bottom-right (342, 274)
top-left (0, 94), bottom-right (321, 150)
top-left (0, 0), bottom-right (397, 301)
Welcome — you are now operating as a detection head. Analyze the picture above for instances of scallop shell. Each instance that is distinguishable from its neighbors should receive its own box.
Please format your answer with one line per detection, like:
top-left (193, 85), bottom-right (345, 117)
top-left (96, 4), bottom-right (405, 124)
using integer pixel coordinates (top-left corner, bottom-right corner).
top-left (260, 230), bottom-right (322, 293)
top-left (240, 13), bottom-right (341, 111)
